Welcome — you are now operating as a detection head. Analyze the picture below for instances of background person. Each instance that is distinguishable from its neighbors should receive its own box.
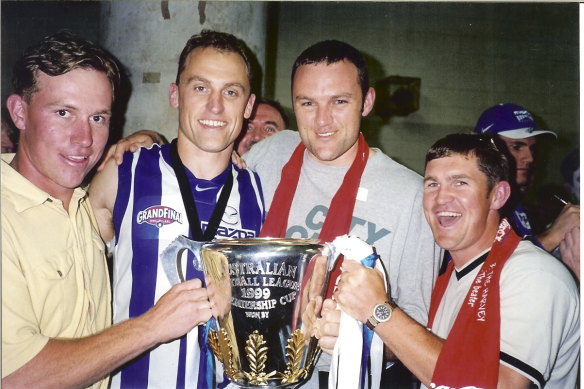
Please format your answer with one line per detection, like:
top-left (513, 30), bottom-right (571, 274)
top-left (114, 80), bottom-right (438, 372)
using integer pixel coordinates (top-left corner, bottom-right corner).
top-left (1, 111), bottom-right (16, 153)
top-left (235, 97), bottom-right (288, 155)
top-left (561, 148), bottom-right (579, 204)
top-left (559, 148), bottom-right (580, 280)
top-left (474, 103), bottom-right (579, 253)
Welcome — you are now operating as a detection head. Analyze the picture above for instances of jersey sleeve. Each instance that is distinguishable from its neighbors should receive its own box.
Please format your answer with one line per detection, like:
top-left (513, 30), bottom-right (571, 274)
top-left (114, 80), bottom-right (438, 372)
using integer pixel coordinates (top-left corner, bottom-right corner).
top-left (499, 243), bottom-right (580, 387)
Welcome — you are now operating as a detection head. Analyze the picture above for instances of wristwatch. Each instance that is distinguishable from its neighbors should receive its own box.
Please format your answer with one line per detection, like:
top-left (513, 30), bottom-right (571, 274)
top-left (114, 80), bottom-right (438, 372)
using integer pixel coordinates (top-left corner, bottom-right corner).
top-left (365, 301), bottom-right (394, 330)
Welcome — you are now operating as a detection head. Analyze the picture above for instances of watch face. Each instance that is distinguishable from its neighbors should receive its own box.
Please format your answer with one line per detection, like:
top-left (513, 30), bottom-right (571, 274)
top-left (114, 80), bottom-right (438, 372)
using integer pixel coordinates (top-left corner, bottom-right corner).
top-left (374, 303), bottom-right (391, 321)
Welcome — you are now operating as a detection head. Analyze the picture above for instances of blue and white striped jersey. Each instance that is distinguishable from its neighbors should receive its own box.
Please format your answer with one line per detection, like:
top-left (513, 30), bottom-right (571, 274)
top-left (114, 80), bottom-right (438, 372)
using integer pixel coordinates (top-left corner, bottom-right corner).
top-left (110, 143), bottom-right (265, 389)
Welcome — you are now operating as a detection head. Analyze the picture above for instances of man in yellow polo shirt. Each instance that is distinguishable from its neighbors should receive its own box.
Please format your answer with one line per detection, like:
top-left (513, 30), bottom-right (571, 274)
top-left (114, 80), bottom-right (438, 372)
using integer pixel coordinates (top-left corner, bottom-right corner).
top-left (2, 31), bottom-right (213, 389)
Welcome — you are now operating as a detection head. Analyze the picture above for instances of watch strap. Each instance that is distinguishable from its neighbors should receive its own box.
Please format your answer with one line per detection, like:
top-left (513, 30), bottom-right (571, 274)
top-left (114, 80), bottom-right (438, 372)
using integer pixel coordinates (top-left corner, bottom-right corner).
top-left (365, 300), bottom-right (394, 330)
top-left (365, 316), bottom-right (379, 330)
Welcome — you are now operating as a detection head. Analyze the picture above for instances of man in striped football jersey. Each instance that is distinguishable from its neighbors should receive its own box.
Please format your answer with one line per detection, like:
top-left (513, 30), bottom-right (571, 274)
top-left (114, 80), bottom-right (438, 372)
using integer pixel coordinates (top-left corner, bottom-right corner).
top-left (89, 30), bottom-right (265, 388)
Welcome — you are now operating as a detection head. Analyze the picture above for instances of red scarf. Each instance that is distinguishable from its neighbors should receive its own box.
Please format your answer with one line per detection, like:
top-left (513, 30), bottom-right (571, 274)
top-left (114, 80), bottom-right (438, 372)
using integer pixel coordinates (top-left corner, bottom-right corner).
top-left (427, 218), bottom-right (521, 389)
top-left (260, 133), bottom-right (369, 297)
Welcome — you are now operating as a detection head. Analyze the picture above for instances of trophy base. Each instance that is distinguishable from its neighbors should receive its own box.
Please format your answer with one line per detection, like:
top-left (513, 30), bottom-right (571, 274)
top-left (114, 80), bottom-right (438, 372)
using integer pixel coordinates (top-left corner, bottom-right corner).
top-left (230, 379), bottom-right (309, 389)
top-left (210, 328), bottom-right (320, 389)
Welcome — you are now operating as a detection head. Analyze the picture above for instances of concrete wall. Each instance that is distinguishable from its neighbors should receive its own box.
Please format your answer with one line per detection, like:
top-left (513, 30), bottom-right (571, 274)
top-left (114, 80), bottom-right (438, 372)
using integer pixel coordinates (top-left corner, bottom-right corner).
top-left (2, 1), bottom-right (579, 189)
top-left (270, 2), bottom-right (579, 187)
top-left (1, 1), bottom-right (102, 104)
top-left (2, 1), bottom-right (267, 145)
top-left (100, 1), bottom-right (267, 142)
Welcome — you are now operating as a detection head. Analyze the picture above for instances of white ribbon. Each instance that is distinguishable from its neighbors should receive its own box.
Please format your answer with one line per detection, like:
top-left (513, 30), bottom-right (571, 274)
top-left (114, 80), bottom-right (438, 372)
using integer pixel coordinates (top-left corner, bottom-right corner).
top-left (328, 235), bottom-right (387, 389)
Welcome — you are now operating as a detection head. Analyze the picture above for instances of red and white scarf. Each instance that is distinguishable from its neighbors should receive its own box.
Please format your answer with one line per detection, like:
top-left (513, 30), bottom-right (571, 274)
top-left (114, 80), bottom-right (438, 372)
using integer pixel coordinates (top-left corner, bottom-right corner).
top-left (427, 218), bottom-right (521, 389)
top-left (260, 133), bottom-right (369, 298)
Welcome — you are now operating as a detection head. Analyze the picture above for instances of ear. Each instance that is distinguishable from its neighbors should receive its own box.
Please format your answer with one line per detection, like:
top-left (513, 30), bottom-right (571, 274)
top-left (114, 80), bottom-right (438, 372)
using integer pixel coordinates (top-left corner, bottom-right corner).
top-left (169, 83), bottom-right (179, 109)
top-left (6, 94), bottom-right (27, 131)
top-left (490, 181), bottom-right (511, 211)
top-left (243, 93), bottom-right (256, 119)
top-left (361, 87), bottom-right (376, 117)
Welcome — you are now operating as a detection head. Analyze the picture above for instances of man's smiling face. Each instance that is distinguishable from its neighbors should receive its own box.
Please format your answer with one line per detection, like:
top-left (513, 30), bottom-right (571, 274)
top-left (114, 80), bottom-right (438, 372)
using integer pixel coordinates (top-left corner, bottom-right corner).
top-left (170, 47), bottom-right (255, 156)
top-left (292, 60), bottom-right (374, 167)
top-left (423, 154), bottom-right (501, 260)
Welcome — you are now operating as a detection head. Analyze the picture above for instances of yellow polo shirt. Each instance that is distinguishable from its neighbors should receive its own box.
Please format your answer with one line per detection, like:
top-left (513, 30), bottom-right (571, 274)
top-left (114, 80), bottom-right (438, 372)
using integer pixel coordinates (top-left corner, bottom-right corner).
top-left (1, 155), bottom-right (111, 389)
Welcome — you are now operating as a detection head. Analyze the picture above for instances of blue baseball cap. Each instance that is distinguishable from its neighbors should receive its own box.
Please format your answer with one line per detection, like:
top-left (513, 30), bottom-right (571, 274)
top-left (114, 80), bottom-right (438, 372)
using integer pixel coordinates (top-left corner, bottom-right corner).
top-left (474, 103), bottom-right (557, 139)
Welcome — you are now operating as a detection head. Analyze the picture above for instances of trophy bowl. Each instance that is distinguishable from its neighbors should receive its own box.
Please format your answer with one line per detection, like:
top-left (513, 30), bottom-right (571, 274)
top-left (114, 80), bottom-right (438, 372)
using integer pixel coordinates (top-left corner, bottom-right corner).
top-left (162, 237), bottom-right (340, 388)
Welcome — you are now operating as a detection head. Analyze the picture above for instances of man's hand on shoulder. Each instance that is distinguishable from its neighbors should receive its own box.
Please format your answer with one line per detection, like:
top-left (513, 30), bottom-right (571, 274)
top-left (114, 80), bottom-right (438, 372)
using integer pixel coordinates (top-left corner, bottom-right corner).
top-left (97, 130), bottom-right (166, 172)
top-left (231, 150), bottom-right (247, 169)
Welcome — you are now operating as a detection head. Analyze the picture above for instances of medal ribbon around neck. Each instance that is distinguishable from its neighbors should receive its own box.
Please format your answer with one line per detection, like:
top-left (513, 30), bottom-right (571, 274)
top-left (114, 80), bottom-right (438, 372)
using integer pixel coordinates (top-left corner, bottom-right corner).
top-left (169, 139), bottom-right (233, 242)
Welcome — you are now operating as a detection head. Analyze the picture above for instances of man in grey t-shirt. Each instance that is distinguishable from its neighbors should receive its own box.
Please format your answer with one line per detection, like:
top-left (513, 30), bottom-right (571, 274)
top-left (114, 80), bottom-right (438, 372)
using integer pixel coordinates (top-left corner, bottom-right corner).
top-left (244, 40), bottom-right (442, 386)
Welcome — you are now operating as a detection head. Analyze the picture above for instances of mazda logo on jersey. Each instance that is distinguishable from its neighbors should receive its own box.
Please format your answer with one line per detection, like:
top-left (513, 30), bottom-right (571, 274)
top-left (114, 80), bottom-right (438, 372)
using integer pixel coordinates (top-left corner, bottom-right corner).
top-left (137, 205), bottom-right (183, 228)
top-left (222, 206), bottom-right (239, 225)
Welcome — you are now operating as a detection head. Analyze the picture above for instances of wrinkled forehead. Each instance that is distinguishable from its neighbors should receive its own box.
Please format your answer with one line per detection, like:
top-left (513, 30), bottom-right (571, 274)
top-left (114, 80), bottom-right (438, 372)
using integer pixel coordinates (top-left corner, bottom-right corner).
top-left (183, 47), bottom-right (251, 87)
top-left (425, 153), bottom-right (481, 177)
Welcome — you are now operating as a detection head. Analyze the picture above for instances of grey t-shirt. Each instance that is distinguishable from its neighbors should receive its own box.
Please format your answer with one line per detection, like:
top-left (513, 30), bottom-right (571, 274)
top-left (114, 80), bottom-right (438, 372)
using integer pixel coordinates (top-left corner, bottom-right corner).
top-left (245, 130), bottom-right (441, 325)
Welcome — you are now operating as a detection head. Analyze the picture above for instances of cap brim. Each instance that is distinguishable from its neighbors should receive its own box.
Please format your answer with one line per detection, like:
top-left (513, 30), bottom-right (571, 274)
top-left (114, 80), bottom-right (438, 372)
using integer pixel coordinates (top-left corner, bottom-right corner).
top-left (497, 128), bottom-right (558, 139)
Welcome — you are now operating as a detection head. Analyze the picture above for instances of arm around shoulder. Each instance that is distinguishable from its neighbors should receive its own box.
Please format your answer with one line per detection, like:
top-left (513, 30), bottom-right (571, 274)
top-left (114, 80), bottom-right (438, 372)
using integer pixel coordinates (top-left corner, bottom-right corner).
top-left (88, 157), bottom-right (119, 243)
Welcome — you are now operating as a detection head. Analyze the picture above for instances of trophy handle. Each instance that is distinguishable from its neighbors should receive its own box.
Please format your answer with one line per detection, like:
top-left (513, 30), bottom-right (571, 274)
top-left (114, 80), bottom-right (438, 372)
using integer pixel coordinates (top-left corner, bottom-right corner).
top-left (176, 248), bottom-right (189, 283)
top-left (161, 235), bottom-right (205, 285)
top-left (323, 241), bottom-right (343, 272)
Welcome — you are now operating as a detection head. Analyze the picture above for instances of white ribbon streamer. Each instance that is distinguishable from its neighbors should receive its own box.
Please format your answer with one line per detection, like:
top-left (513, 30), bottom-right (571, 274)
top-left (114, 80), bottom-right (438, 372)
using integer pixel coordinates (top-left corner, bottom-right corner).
top-left (328, 235), bottom-right (387, 389)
